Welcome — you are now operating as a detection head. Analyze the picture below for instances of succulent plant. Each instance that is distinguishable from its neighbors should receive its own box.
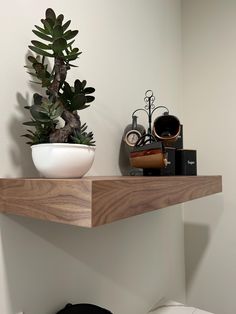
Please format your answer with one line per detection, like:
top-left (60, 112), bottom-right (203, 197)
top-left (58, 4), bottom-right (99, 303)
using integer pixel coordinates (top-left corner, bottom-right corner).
top-left (23, 8), bottom-right (95, 146)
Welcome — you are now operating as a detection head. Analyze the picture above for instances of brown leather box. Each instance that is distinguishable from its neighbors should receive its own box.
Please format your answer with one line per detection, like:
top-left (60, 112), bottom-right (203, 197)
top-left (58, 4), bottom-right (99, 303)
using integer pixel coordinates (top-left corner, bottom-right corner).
top-left (143, 147), bottom-right (175, 176)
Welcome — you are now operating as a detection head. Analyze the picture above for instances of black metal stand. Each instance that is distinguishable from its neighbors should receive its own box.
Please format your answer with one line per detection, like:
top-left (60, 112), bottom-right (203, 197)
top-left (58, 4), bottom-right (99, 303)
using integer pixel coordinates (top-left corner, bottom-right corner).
top-left (132, 90), bottom-right (169, 147)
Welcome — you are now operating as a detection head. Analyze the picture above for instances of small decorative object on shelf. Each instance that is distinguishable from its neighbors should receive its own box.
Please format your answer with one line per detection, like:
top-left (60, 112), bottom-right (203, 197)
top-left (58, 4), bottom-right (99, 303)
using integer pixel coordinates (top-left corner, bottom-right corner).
top-left (153, 113), bottom-right (181, 144)
top-left (22, 8), bottom-right (95, 178)
top-left (130, 141), bottom-right (166, 169)
top-left (125, 90), bottom-right (181, 173)
top-left (143, 147), bottom-right (176, 176)
top-left (56, 303), bottom-right (113, 314)
top-left (176, 149), bottom-right (197, 175)
top-left (165, 124), bottom-right (183, 149)
top-left (123, 115), bottom-right (146, 147)
top-left (122, 89), bottom-right (198, 176)
top-left (120, 115), bottom-right (145, 176)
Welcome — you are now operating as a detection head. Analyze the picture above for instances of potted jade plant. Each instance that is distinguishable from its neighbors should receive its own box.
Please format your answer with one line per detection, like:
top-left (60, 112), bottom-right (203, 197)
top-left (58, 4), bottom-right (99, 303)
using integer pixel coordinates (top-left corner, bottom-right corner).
top-left (23, 8), bottom-right (96, 178)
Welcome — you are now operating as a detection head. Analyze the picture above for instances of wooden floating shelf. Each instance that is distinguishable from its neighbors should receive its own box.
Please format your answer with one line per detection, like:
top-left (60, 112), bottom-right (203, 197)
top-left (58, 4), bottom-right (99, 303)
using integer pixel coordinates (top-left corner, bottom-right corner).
top-left (0, 176), bottom-right (222, 228)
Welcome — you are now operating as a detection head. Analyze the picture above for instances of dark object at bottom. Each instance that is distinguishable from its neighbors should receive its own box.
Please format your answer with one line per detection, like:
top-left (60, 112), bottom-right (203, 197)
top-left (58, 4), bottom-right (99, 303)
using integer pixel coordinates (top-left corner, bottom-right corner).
top-left (56, 303), bottom-right (113, 314)
top-left (175, 149), bottom-right (197, 175)
top-left (143, 168), bottom-right (162, 176)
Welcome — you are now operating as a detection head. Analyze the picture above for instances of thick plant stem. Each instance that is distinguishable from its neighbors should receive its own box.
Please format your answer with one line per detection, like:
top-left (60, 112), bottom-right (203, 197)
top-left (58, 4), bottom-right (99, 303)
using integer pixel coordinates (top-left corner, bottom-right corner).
top-left (49, 58), bottom-right (67, 98)
top-left (49, 57), bottom-right (81, 143)
top-left (49, 110), bottom-right (81, 143)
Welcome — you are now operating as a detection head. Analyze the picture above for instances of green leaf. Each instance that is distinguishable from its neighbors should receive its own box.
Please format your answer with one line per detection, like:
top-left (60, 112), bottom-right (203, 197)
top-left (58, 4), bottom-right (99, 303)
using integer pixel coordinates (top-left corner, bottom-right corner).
top-left (48, 18), bottom-right (55, 28)
top-left (28, 45), bottom-right (54, 57)
top-left (46, 8), bottom-right (56, 22)
top-left (67, 39), bottom-right (75, 47)
top-left (86, 96), bottom-right (95, 103)
top-left (28, 56), bottom-right (38, 64)
top-left (77, 104), bottom-right (90, 110)
top-left (41, 81), bottom-right (49, 88)
top-left (23, 133), bottom-right (35, 140)
top-left (71, 48), bottom-right (79, 53)
top-left (62, 82), bottom-right (73, 97)
top-left (70, 126), bottom-right (95, 146)
top-left (66, 52), bottom-right (82, 61)
top-left (42, 79), bottom-right (52, 88)
top-left (29, 80), bottom-right (41, 85)
top-left (33, 93), bottom-right (43, 105)
top-left (80, 123), bottom-right (88, 132)
top-left (42, 19), bottom-right (53, 34)
top-left (23, 121), bottom-right (38, 126)
top-left (30, 105), bottom-right (51, 122)
top-left (50, 102), bottom-right (64, 119)
top-left (56, 14), bottom-right (64, 25)
top-left (31, 104), bottom-right (48, 114)
top-left (32, 30), bottom-right (53, 42)
top-left (53, 25), bottom-right (63, 38)
top-left (34, 25), bottom-right (49, 35)
top-left (62, 20), bottom-right (71, 32)
top-left (63, 30), bottom-right (79, 40)
top-left (27, 72), bottom-right (37, 77)
top-left (22, 134), bottom-right (35, 140)
top-left (52, 38), bottom-right (67, 53)
top-left (31, 40), bottom-right (51, 50)
top-left (26, 129), bottom-right (36, 135)
top-left (68, 63), bottom-right (78, 68)
top-left (33, 62), bottom-right (44, 71)
top-left (83, 87), bottom-right (95, 94)
top-left (71, 94), bottom-right (87, 110)
top-left (81, 80), bottom-right (87, 89)
top-left (74, 79), bottom-right (82, 93)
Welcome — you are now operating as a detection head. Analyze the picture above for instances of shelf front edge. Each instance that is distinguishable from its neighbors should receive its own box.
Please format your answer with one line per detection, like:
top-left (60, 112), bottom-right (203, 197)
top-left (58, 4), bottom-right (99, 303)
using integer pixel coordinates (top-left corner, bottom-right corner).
top-left (0, 178), bottom-right (93, 227)
top-left (91, 176), bottom-right (222, 227)
top-left (0, 176), bottom-right (222, 228)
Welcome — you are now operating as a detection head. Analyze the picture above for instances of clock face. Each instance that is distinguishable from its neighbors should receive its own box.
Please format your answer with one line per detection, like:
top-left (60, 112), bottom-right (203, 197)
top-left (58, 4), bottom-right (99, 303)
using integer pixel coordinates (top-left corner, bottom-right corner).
top-left (124, 130), bottom-right (142, 146)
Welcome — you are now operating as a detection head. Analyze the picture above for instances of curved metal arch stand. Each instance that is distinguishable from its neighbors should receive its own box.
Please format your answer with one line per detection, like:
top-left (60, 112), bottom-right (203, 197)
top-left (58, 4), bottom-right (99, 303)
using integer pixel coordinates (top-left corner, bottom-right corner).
top-left (131, 90), bottom-right (169, 147)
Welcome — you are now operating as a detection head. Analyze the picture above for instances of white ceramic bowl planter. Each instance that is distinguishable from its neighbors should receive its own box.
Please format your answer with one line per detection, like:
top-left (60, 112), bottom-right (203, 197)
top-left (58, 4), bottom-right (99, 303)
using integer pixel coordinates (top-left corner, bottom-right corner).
top-left (31, 143), bottom-right (95, 178)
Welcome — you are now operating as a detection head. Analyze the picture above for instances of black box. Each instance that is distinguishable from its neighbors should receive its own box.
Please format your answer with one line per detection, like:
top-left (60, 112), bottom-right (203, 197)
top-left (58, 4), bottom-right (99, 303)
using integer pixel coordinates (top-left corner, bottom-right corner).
top-left (166, 124), bottom-right (183, 149)
top-left (143, 147), bottom-right (175, 176)
top-left (175, 149), bottom-right (197, 176)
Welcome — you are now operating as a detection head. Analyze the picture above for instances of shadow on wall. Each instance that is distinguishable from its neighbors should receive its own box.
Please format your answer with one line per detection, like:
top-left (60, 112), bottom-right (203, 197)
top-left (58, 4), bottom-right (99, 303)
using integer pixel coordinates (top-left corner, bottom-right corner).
top-left (0, 206), bottom-right (184, 314)
top-left (184, 194), bottom-right (224, 291)
top-left (7, 53), bottom-right (47, 178)
top-left (119, 139), bottom-right (131, 176)
top-left (184, 222), bottom-right (210, 290)
top-left (8, 92), bottom-right (38, 177)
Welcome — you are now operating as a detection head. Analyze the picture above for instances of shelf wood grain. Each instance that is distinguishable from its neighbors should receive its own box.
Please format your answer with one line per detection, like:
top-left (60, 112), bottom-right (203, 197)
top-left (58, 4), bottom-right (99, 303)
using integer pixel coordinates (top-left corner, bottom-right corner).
top-left (0, 176), bottom-right (222, 228)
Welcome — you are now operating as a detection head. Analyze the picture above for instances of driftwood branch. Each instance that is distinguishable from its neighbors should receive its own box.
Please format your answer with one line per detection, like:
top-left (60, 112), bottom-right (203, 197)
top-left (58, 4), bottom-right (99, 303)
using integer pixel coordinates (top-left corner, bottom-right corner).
top-left (48, 57), bottom-right (81, 143)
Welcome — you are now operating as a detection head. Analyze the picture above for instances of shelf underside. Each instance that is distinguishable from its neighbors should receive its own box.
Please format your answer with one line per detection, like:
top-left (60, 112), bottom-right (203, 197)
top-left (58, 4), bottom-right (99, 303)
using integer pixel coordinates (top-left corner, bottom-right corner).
top-left (0, 176), bottom-right (222, 228)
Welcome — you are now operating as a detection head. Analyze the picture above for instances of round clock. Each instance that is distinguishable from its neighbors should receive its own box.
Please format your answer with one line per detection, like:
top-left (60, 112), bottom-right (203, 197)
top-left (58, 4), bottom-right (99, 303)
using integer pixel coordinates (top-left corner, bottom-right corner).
top-left (124, 129), bottom-right (142, 147)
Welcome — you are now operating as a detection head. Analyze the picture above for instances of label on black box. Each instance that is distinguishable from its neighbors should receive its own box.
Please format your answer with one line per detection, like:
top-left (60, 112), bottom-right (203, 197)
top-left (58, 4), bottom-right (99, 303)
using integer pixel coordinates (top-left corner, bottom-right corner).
top-left (176, 149), bottom-right (197, 176)
top-left (187, 160), bottom-right (195, 165)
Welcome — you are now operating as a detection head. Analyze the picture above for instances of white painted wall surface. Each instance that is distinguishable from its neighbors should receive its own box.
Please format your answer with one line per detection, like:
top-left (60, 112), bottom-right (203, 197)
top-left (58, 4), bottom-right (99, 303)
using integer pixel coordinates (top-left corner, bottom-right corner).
top-left (0, 1), bottom-right (184, 314)
top-left (182, 1), bottom-right (234, 313)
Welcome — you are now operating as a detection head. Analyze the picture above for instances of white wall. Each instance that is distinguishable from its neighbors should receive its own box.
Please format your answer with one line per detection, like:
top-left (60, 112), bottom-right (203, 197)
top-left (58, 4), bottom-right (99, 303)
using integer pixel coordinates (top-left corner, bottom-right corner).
top-left (0, 1), bottom-right (185, 314)
top-left (182, 1), bottom-right (234, 313)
